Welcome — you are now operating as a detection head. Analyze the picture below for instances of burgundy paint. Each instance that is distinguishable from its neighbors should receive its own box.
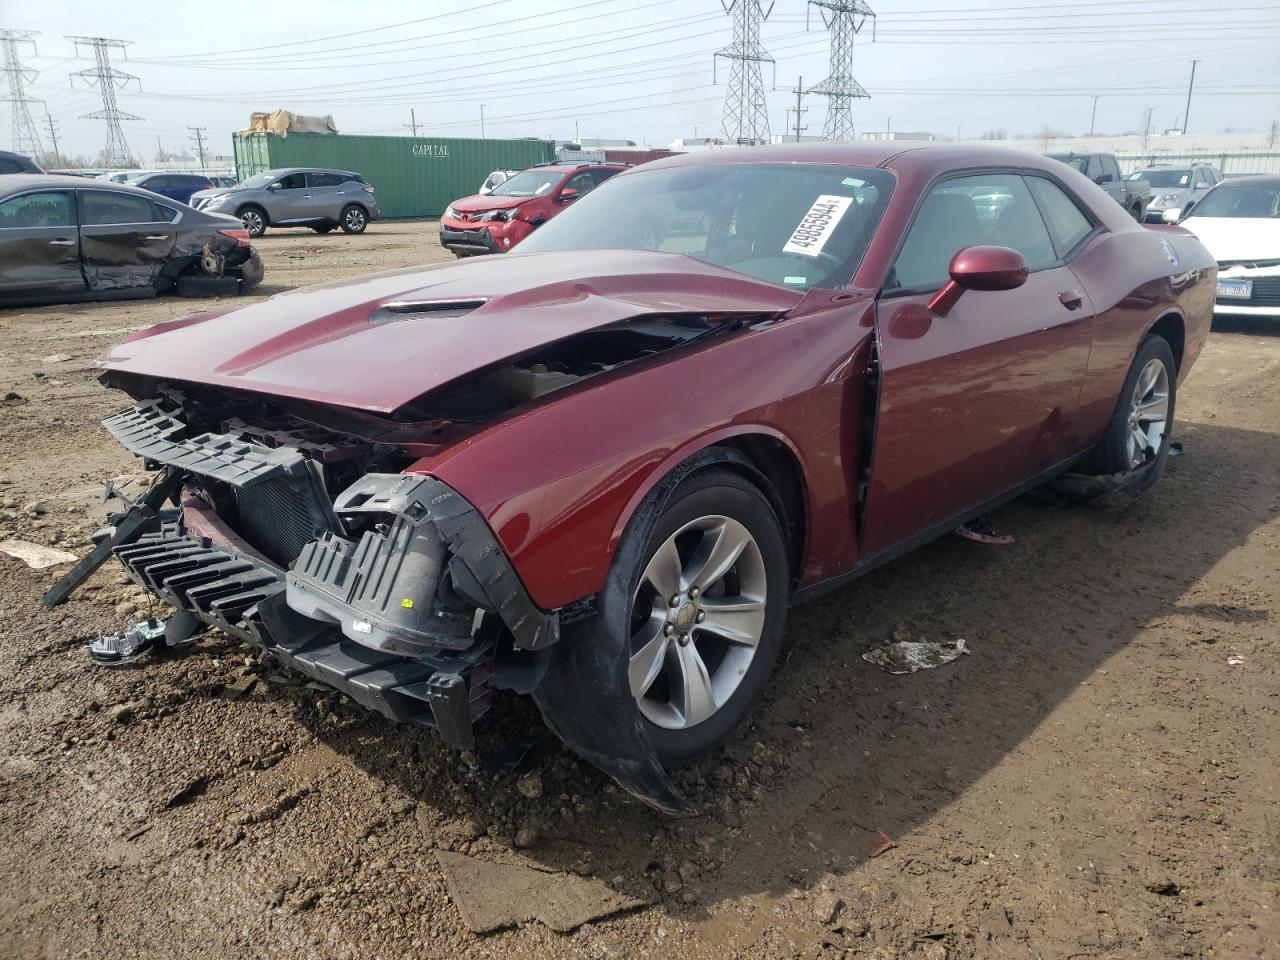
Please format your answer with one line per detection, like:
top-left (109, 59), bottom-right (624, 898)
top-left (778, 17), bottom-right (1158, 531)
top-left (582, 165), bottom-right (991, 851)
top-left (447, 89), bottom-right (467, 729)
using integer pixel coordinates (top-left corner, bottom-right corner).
top-left (97, 143), bottom-right (1217, 612)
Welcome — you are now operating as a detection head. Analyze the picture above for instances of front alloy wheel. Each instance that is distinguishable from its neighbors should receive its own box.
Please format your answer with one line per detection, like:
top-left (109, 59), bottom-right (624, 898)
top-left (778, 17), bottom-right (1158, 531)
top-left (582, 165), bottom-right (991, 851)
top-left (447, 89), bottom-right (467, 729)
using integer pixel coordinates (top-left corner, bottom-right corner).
top-left (239, 208), bottom-right (266, 237)
top-left (629, 516), bottom-right (767, 730)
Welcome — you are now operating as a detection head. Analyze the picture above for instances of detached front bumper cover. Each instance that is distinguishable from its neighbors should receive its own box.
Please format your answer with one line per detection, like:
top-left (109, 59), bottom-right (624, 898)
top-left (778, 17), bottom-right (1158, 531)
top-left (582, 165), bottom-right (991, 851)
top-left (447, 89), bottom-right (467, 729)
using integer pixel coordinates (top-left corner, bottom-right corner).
top-left (287, 473), bottom-right (560, 656)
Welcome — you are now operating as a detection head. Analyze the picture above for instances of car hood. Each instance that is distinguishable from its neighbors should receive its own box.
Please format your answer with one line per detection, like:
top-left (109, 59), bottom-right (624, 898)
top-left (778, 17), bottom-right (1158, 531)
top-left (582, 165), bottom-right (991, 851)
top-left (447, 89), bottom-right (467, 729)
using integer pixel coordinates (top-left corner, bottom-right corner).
top-left (450, 194), bottom-right (526, 213)
top-left (1181, 216), bottom-right (1280, 262)
top-left (97, 249), bottom-right (804, 413)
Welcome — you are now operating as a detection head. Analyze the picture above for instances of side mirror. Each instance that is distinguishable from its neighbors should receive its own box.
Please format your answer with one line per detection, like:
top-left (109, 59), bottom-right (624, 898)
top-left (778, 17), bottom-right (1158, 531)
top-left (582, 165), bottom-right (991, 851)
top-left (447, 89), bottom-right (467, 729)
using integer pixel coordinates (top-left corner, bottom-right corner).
top-left (266, 182), bottom-right (281, 191)
top-left (557, 187), bottom-right (578, 203)
top-left (1093, 174), bottom-right (1112, 185)
top-left (927, 245), bottom-right (1029, 317)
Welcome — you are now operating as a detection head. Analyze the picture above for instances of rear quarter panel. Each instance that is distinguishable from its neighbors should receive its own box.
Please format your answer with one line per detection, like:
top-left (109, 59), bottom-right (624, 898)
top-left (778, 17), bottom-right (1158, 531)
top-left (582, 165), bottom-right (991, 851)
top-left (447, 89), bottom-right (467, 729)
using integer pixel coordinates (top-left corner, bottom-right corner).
top-left (406, 298), bottom-right (877, 610)
top-left (1070, 226), bottom-right (1215, 447)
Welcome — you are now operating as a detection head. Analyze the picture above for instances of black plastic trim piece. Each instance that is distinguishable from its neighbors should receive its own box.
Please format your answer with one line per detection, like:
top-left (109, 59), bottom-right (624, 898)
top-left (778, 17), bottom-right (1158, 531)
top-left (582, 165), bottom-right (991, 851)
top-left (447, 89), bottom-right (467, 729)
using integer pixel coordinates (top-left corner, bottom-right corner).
top-left (286, 474), bottom-right (560, 655)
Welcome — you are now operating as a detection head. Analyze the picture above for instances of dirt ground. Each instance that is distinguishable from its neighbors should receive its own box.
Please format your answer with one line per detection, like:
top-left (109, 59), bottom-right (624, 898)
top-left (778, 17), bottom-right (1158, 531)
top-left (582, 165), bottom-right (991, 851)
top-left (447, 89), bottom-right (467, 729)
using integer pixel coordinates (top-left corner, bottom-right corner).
top-left (0, 220), bottom-right (1276, 960)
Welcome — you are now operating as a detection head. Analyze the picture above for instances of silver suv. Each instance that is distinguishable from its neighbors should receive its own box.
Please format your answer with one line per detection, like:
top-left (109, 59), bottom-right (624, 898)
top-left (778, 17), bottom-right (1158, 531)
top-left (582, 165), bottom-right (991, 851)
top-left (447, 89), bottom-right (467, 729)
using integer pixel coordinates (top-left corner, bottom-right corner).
top-left (1129, 163), bottom-right (1222, 224)
top-left (188, 168), bottom-right (379, 237)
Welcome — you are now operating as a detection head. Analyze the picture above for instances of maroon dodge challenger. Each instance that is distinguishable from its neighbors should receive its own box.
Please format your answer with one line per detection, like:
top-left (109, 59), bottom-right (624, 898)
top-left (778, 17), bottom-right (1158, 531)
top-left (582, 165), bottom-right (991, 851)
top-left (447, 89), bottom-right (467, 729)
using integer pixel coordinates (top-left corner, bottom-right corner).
top-left (48, 145), bottom-right (1215, 812)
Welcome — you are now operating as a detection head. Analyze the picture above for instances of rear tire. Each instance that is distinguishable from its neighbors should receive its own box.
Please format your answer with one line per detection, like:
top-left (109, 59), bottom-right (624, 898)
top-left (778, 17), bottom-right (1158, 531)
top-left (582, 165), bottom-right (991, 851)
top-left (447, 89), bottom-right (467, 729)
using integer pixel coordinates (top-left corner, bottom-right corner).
top-left (1078, 333), bottom-right (1177, 477)
top-left (238, 205), bottom-right (267, 237)
top-left (339, 204), bottom-right (367, 234)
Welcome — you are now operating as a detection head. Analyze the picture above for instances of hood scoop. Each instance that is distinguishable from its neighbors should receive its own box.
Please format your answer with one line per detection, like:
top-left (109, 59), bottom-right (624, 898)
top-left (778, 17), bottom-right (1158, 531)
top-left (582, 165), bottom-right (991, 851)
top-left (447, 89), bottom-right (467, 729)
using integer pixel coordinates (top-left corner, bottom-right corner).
top-left (370, 299), bottom-right (487, 324)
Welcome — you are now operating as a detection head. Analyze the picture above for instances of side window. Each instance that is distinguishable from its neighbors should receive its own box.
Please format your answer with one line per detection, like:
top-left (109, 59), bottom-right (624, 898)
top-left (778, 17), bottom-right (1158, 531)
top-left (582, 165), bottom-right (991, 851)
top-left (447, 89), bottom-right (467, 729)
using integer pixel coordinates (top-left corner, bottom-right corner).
top-left (275, 173), bottom-right (307, 190)
top-left (1026, 177), bottom-right (1094, 258)
top-left (1101, 156), bottom-right (1121, 183)
top-left (1193, 169), bottom-right (1210, 188)
top-left (152, 202), bottom-right (180, 223)
top-left (146, 176), bottom-right (173, 190)
top-left (0, 191), bottom-right (74, 228)
top-left (81, 190), bottom-right (165, 225)
top-left (0, 158), bottom-right (25, 174)
top-left (890, 173), bottom-right (1056, 290)
top-left (589, 169), bottom-right (620, 187)
top-left (565, 172), bottom-right (595, 196)
top-left (307, 172), bottom-right (345, 188)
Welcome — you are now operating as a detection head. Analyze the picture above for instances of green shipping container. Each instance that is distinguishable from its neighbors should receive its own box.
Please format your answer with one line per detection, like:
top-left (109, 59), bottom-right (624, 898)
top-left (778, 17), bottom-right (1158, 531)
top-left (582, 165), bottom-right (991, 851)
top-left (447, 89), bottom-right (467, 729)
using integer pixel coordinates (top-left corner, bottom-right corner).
top-left (231, 133), bottom-right (555, 219)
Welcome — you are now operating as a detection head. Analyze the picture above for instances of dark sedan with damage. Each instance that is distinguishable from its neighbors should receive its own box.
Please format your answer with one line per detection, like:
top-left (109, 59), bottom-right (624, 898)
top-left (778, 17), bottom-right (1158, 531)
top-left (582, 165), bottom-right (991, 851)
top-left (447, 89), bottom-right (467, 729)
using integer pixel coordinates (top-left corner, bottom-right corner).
top-left (0, 174), bottom-right (263, 307)
top-left (47, 144), bottom-right (1215, 812)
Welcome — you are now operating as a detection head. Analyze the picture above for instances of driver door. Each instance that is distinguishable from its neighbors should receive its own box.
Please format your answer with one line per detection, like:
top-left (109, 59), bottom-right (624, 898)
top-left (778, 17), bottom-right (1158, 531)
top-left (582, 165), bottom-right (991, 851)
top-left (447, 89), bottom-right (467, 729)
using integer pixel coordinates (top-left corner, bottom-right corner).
top-left (862, 172), bottom-right (1095, 556)
top-left (267, 172), bottom-right (309, 221)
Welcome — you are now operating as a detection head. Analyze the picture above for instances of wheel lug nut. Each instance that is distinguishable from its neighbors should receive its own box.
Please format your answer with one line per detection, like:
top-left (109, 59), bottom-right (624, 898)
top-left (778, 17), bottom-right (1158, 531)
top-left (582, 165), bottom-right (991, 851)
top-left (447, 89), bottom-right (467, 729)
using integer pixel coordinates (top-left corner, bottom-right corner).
top-left (670, 594), bottom-right (681, 607)
top-left (696, 610), bottom-right (705, 623)
top-left (677, 634), bottom-right (689, 646)
top-left (689, 587), bottom-right (699, 599)
top-left (664, 624), bottom-right (675, 637)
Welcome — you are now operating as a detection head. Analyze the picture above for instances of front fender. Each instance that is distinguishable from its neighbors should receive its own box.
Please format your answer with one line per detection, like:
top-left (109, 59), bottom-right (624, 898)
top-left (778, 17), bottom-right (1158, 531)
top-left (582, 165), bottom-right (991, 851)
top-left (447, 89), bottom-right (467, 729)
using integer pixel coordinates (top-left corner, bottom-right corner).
top-left (406, 301), bottom-right (875, 610)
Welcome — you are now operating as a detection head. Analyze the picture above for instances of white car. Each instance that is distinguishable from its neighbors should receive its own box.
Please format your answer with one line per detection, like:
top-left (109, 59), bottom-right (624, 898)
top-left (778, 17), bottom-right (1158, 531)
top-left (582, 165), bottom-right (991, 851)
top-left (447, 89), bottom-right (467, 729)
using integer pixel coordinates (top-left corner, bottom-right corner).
top-left (1180, 175), bottom-right (1280, 319)
top-left (478, 169), bottom-right (518, 195)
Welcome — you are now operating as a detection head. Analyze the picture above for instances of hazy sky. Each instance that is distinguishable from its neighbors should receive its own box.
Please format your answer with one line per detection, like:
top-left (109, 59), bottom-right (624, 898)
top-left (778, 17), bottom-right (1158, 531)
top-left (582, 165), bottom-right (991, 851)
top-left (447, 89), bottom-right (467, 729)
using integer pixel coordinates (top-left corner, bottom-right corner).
top-left (5, 0), bottom-right (1279, 161)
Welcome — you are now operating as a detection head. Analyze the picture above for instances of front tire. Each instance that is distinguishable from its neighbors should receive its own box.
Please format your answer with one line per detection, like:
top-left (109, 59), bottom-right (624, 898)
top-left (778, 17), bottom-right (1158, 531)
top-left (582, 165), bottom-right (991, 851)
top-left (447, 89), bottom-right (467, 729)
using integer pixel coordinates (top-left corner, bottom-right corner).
top-left (339, 204), bottom-right (367, 234)
top-left (238, 205), bottom-right (267, 237)
top-left (1079, 333), bottom-right (1177, 477)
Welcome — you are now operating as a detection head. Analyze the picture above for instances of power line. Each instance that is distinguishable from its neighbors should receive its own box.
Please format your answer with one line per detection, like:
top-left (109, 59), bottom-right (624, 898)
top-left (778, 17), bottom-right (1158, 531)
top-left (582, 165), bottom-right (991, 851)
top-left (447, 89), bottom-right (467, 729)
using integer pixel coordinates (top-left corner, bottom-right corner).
top-left (1, 28), bottom-right (46, 157)
top-left (67, 35), bottom-right (141, 168)
top-left (806, 1), bottom-right (875, 141)
top-left (714, 0), bottom-right (775, 144)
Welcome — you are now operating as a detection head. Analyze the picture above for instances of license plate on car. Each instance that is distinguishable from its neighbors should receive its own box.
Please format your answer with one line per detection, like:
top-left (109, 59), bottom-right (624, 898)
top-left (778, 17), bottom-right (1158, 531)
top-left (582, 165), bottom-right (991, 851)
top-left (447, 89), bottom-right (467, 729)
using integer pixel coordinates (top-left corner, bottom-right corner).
top-left (1217, 278), bottom-right (1253, 299)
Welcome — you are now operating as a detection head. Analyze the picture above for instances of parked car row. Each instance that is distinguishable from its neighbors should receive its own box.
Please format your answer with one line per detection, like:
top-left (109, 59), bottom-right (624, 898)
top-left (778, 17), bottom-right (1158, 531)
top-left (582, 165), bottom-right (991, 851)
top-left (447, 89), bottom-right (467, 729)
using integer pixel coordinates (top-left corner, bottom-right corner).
top-left (0, 162), bottom-right (382, 306)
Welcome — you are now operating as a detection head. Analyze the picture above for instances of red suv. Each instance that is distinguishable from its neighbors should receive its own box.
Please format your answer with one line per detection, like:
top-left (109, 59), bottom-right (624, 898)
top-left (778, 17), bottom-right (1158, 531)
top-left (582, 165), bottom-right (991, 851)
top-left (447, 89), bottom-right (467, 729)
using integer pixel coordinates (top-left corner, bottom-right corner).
top-left (439, 162), bottom-right (625, 256)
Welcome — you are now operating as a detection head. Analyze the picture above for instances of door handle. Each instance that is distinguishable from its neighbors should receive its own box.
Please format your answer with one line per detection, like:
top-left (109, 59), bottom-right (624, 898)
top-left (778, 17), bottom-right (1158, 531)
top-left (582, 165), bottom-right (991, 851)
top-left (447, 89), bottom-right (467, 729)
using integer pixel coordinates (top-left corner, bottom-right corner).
top-left (302, 194), bottom-right (312, 199)
top-left (1058, 289), bottom-right (1085, 310)
top-left (335, 191), bottom-right (344, 195)
top-left (48, 238), bottom-right (76, 246)
top-left (144, 235), bottom-right (169, 241)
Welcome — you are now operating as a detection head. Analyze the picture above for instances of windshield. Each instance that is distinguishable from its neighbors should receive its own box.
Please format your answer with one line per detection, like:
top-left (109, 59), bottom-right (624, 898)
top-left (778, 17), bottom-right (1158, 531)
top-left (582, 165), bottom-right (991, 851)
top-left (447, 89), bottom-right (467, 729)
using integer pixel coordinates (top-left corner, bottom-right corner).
top-left (1191, 183), bottom-right (1280, 219)
top-left (490, 169), bottom-right (564, 198)
top-left (1049, 156), bottom-right (1088, 172)
top-left (515, 163), bottom-right (895, 291)
top-left (238, 172), bottom-right (278, 189)
top-left (1133, 169), bottom-right (1191, 187)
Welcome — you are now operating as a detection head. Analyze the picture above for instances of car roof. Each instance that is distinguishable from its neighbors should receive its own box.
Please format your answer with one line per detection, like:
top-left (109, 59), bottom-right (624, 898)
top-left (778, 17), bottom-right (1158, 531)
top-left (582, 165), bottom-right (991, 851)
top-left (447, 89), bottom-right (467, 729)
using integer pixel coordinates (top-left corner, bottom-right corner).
top-left (265, 167), bottom-right (358, 176)
top-left (0, 173), bottom-right (184, 198)
top-left (1213, 173), bottom-right (1280, 186)
top-left (637, 141), bottom-right (1083, 179)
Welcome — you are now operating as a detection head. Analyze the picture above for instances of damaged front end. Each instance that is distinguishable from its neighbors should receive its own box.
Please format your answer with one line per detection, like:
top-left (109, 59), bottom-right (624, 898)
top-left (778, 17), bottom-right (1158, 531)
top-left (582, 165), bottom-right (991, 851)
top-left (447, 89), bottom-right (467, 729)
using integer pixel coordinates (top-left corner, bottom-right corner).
top-left (53, 394), bottom-right (537, 749)
top-left (50, 309), bottom-right (755, 810)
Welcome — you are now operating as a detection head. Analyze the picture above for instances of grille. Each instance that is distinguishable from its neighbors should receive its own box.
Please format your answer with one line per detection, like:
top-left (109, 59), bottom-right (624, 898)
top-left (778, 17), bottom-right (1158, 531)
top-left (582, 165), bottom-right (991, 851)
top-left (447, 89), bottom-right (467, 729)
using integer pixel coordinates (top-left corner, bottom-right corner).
top-left (1220, 276), bottom-right (1280, 307)
top-left (234, 476), bottom-right (331, 566)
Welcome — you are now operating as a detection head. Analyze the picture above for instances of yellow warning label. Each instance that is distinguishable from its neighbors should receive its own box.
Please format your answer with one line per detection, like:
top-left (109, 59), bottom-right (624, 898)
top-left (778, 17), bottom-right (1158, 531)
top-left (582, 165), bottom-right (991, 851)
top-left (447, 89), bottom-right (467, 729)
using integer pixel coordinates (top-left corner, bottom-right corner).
top-left (400, 598), bottom-right (414, 609)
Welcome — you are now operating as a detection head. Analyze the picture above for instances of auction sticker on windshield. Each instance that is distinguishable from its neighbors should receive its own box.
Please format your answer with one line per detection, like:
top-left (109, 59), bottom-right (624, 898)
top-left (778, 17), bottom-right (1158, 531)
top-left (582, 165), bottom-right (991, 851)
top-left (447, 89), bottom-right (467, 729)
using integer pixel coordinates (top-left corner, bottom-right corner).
top-left (783, 195), bottom-right (854, 257)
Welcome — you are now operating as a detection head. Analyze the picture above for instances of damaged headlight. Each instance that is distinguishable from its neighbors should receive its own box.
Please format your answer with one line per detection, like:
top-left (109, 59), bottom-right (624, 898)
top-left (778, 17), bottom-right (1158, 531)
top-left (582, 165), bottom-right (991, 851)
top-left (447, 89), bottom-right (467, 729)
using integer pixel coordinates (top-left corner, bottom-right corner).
top-left (480, 208), bottom-right (519, 223)
top-left (443, 205), bottom-right (457, 220)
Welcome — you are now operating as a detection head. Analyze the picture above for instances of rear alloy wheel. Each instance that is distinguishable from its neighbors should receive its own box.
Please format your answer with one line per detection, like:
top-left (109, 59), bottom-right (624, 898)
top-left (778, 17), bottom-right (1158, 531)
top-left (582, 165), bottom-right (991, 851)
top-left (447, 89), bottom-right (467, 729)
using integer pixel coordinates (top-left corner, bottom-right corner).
top-left (340, 205), bottom-right (367, 234)
top-left (1078, 333), bottom-right (1177, 477)
top-left (238, 206), bottom-right (267, 237)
